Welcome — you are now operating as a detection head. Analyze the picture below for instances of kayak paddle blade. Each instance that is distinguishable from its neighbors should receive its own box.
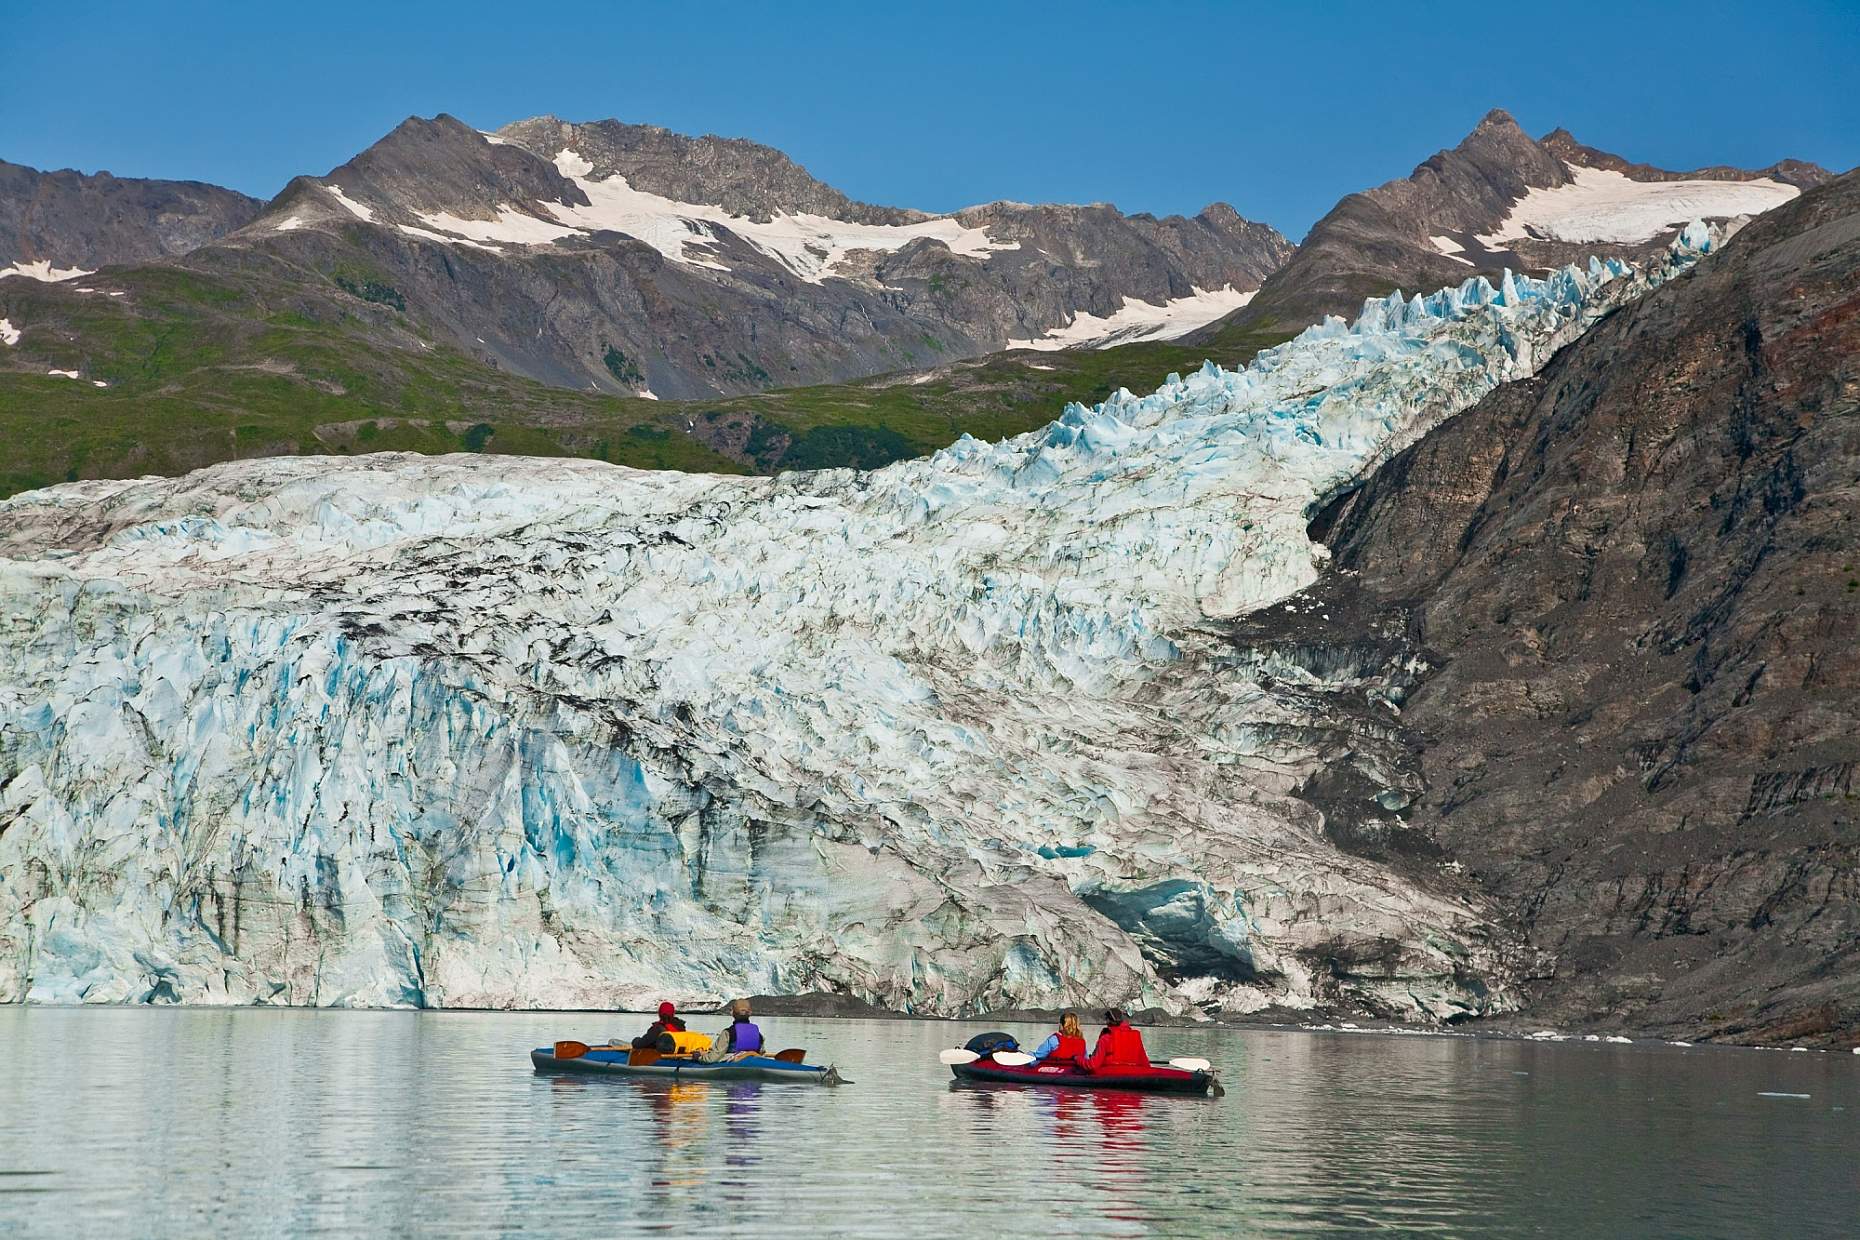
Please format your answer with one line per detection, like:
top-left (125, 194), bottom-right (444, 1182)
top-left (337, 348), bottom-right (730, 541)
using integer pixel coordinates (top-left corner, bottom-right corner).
top-left (553, 1040), bottom-right (590, 1060)
top-left (992, 1051), bottom-right (1037, 1066)
top-left (774, 1048), bottom-right (806, 1063)
top-left (938, 1048), bottom-right (980, 1065)
top-left (627, 1047), bottom-right (663, 1066)
top-left (1169, 1057), bottom-right (1213, 1072)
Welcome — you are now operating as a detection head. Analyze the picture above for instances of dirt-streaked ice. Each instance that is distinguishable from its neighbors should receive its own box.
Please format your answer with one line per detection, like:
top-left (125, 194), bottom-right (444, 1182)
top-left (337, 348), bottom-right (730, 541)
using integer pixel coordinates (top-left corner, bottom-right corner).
top-left (0, 231), bottom-right (1721, 1015)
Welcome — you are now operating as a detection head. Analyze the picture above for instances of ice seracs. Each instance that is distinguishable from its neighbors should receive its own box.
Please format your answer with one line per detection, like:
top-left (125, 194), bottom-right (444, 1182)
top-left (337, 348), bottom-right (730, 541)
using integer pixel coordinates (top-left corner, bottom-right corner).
top-left (0, 227), bottom-right (1725, 1016)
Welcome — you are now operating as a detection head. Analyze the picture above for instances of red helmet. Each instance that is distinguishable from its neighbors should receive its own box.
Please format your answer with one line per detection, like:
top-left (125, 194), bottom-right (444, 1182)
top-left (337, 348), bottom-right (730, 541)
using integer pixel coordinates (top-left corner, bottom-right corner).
top-left (658, 1001), bottom-right (676, 1018)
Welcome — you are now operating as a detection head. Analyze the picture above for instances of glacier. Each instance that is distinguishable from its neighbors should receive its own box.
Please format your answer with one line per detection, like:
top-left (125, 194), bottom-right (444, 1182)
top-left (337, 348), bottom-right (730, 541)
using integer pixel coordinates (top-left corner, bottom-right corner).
top-left (0, 229), bottom-right (1724, 1017)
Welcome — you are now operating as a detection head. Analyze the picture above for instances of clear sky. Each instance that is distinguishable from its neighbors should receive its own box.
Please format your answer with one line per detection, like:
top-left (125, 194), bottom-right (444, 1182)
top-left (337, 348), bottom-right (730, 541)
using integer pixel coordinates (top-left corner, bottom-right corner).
top-left (4, 0), bottom-right (1855, 238)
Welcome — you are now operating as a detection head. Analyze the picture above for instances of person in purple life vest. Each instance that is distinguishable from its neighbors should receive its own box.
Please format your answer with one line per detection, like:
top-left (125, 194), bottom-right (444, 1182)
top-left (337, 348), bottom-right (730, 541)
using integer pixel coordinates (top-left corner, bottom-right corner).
top-left (702, 998), bottom-right (764, 1060)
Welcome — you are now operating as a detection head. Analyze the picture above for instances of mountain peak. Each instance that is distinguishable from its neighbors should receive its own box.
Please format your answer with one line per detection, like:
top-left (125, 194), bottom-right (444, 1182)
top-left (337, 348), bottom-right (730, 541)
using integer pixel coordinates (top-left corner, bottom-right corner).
top-left (1471, 107), bottom-right (1524, 135)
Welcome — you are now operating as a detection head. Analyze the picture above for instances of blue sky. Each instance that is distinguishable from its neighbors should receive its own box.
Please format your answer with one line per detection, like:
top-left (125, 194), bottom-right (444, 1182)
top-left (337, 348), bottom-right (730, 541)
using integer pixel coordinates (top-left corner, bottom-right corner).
top-left (4, 0), bottom-right (1855, 238)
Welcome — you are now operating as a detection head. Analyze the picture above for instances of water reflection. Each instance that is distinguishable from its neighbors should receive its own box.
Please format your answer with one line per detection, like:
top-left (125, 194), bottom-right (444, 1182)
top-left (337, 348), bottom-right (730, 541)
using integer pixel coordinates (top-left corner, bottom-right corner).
top-left (0, 1009), bottom-right (1854, 1238)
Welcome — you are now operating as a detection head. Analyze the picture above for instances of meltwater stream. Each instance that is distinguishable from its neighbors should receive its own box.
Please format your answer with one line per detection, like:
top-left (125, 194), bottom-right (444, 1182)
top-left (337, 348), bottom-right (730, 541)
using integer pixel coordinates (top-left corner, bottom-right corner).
top-left (0, 1009), bottom-right (1853, 1238)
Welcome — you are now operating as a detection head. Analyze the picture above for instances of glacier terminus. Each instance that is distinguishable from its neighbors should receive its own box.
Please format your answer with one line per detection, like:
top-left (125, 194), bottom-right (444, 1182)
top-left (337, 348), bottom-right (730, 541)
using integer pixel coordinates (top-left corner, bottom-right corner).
top-left (0, 227), bottom-right (1729, 1020)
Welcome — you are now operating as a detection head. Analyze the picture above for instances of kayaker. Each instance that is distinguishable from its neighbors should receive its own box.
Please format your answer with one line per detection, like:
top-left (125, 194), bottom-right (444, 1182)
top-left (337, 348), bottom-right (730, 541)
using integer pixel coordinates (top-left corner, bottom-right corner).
top-left (631, 1001), bottom-right (687, 1049)
top-left (701, 998), bottom-right (765, 1061)
top-left (1027, 1011), bottom-right (1087, 1065)
top-left (1086, 1008), bottom-right (1150, 1069)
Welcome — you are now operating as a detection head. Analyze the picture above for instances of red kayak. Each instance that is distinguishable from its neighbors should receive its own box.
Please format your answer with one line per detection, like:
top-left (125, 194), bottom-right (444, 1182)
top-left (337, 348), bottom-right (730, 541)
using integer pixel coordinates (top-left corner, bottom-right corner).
top-left (951, 1055), bottom-right (1221, 1096)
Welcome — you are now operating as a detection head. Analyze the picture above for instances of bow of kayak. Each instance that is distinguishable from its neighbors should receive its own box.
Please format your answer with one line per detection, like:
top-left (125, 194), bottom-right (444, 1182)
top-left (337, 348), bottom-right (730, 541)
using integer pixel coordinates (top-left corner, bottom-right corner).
top-left (531, 1045), bottom-right (846, 1085)
top-left (951, 1057), bottom-right (1219, 1096)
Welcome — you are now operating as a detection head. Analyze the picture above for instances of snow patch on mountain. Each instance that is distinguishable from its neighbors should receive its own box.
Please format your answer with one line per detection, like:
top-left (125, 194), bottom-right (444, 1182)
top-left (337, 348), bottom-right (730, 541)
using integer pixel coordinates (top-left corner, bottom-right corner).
top-left (412, 206), bottom-right (581, 247)
top-left (1479, 165), bottom-right (1796, 246)
top-left (0, 259), bottom-right (95, 283)
top-left (1008, 286), bottom-right (1258, 351)
top-left (1430, 236), bottom-right (1475, 266)
top-left (0, 230), bottom-right (1724, 1015)
top-left (0, 318), bottom-right (18, 346)
top-left (325, 184), bottom-right (376, 223)
top-left (536, 148), bottom-right (1018, 282)
top-left (368, 146), bottom-right (1016, 281)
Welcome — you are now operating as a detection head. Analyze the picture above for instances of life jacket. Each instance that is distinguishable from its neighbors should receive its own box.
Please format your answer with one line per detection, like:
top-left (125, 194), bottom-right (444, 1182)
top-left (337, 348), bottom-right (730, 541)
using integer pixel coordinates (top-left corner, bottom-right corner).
top-left (1051, 1033), bottom-right (1087, 1062)
top-left (1090, 1021), bottom-right (1148, 1068)
top-left (658, 1028), bottom-right (713, 1055)
top-left (729, 1020), bottom-right (764, 1053)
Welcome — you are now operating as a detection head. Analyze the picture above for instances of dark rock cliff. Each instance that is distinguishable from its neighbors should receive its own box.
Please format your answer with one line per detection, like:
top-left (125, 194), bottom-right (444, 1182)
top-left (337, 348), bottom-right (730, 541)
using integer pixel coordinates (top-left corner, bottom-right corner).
top-left (1305, 169), bottom-right (1860, 1045)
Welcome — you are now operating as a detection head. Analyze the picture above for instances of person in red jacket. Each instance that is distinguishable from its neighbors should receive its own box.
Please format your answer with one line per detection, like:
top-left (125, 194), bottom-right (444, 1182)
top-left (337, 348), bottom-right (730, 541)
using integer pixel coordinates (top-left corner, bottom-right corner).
top-left (1028, 1011), bottom-right (1088, 1066)
top-left (630, 1001), bottom-right (687, 1049)
top-left (1087, 1008), bottom-right (1150, 1070)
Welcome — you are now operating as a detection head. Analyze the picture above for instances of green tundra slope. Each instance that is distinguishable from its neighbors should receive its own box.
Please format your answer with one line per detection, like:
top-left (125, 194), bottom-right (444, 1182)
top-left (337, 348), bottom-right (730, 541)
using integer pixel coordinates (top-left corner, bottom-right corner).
top-left (0, 259), bottom-right (1289, 497)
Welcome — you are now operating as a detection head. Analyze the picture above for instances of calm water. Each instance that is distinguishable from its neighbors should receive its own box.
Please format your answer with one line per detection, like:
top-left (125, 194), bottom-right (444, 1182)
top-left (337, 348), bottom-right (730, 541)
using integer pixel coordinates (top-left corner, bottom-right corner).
top-left (0, 1009), bottom-right (1854, 1238)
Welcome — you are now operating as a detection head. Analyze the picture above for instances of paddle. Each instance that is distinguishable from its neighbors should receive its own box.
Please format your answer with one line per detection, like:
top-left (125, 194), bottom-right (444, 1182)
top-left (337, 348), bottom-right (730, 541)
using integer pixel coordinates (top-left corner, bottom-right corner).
top-left (554, 1040), bottom-right (590, 1060)
top-left (774, 1048), bottom-right (806, 1063)
top-left (938, 1048), bottom-right (1040, 1066)
top-left (627, 1047), bottom-right (663, 1066)
top-left (1166, 1057), bottom-right (1213, 1072)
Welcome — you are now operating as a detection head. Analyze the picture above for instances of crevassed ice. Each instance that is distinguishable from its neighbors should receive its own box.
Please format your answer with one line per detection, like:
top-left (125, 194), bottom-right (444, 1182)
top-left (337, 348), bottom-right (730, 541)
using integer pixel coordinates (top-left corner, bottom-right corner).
top-left (0, 228), bottom-right (1722, 1017)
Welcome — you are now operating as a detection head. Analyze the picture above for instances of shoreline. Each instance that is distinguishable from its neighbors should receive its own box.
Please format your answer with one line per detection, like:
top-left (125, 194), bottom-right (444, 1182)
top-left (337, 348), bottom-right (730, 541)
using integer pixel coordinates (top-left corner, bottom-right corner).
top-left (8, 996), bottom-right (1856, 1055)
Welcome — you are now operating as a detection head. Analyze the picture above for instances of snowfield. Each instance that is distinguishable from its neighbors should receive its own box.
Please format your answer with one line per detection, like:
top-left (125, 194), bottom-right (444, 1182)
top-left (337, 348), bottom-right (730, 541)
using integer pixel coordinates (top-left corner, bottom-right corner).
top-left (0, 259), bottom-right (95, 283)
top-left (375, 145), bottom-right (1018, 283)
top-left (1479, 165), bottom-right (1796, 246)
top-left (1008, 286), bottom-right (1258, 351)
top-left (0, 228), bottom-right (1723, 1015)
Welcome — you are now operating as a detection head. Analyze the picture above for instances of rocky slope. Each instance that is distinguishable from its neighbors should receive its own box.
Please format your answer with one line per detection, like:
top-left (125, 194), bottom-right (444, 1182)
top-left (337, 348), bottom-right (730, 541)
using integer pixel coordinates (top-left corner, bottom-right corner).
top-left (1201, 110), bottom-right (1829, 337)
top-left (1302, 168), bottom-right (1860, 1046)
top-left (0, 237), bottom-right (1705, 1016)
top-left (0, 160), bottom-right (261, 278)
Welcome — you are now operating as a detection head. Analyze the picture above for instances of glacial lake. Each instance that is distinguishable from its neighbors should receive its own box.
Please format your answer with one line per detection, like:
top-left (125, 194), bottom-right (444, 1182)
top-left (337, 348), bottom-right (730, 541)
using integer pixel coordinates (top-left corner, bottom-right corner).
top-left (0, 1008), bottom-right (1854, 1238)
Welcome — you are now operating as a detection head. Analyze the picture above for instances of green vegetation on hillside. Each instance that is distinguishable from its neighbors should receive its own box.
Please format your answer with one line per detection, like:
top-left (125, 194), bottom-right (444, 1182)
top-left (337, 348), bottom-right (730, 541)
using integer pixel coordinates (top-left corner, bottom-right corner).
top-left (0, 264), bottom-right (1290, 499)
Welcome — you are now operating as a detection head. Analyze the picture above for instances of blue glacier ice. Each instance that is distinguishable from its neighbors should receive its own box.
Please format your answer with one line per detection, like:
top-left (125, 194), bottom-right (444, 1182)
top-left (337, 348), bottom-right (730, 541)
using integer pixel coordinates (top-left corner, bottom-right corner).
top-left (0, 226), bottom-right (1726, 1018)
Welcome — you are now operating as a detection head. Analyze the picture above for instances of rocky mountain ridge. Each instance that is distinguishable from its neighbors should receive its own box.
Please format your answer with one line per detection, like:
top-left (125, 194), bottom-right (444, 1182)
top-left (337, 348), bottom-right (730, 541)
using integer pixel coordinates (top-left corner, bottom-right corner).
top-left (1204, 109), bottom-right (1832, 337)
top-left (184, 113), bottom-right (1291, 398)
top-left (0, 160), bottom-right (261, 276)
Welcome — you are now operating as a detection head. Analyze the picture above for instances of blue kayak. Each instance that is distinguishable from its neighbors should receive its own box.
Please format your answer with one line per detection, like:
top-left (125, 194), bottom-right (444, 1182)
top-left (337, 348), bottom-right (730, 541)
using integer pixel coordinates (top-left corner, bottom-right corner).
top-left (530, 1044), bottom-right (845, 1085)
